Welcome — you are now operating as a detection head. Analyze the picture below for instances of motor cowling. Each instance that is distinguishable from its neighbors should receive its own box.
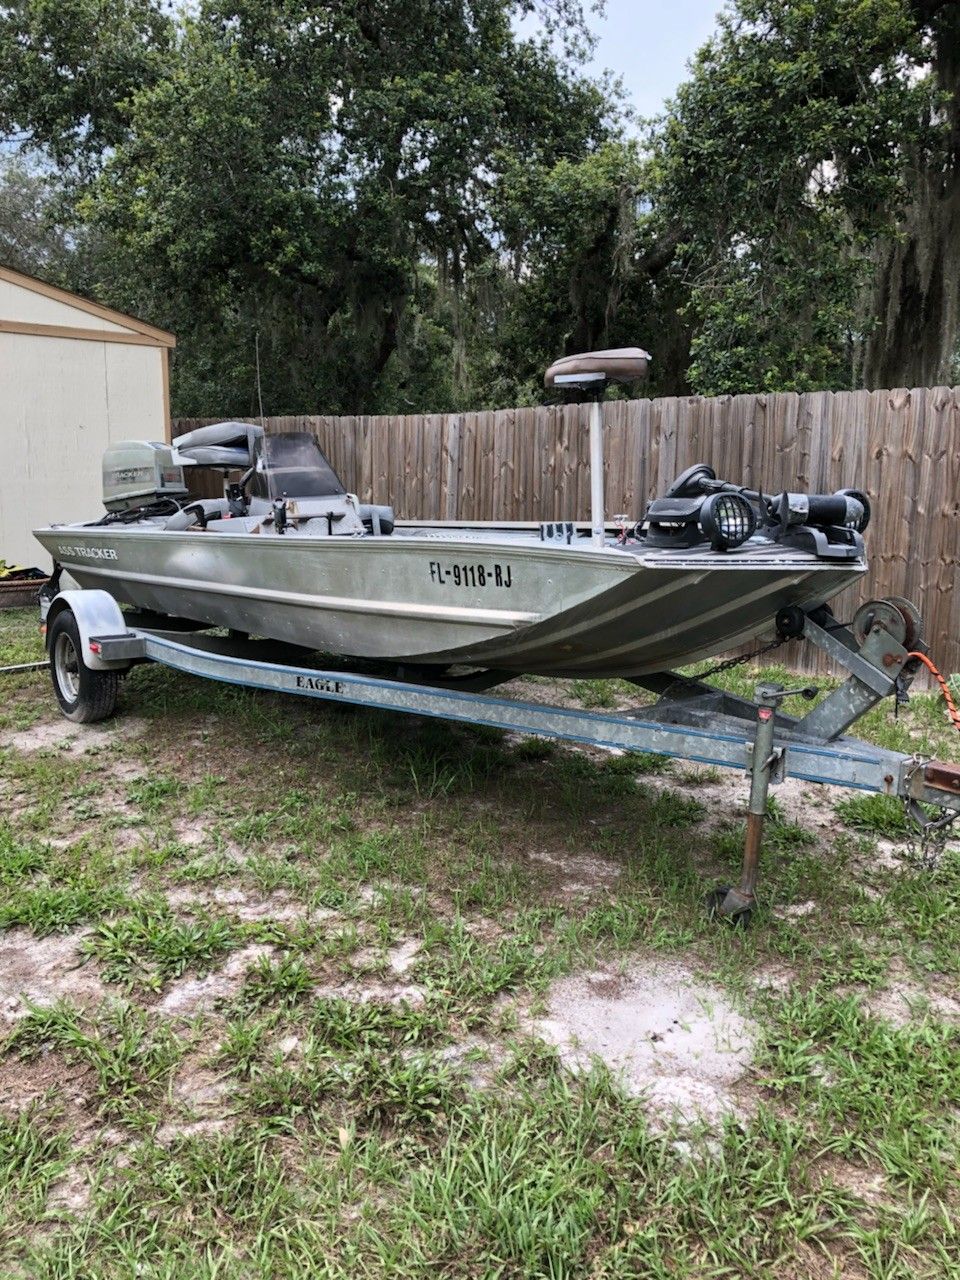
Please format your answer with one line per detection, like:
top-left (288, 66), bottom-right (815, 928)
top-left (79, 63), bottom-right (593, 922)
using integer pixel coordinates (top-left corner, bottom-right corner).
top-left (102, 441), bottom-right (189, 512)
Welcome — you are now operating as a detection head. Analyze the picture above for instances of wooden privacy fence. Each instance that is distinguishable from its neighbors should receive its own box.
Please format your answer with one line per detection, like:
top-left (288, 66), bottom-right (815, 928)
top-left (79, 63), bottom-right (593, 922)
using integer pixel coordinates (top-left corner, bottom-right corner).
top-left (174, 385), bottom-right (960, 673)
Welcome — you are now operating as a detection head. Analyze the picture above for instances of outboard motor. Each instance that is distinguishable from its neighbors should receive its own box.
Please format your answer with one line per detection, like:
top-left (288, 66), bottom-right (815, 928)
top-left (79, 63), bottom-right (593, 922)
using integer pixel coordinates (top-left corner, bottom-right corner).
top-left (102, 441), bottom-right (190, 512)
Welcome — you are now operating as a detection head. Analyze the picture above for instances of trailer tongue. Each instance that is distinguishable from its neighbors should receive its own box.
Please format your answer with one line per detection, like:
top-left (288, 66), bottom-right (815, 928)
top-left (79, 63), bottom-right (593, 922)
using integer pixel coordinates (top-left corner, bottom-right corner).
top-left (39, 588), bottom-right (960, 927)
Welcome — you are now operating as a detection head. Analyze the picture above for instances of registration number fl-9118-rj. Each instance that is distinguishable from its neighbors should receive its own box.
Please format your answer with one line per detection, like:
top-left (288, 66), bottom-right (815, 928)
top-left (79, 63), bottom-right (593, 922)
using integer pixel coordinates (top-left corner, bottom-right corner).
top-left (429, 560), bottom-right (513, 589)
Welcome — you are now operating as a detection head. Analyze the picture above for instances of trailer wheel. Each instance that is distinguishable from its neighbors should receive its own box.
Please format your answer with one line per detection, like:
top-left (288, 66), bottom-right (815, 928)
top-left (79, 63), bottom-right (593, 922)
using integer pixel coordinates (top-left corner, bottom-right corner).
top-left (48, 610), bottom-right (119, 723)
top-left (704, 885), bottom-right (753, 929)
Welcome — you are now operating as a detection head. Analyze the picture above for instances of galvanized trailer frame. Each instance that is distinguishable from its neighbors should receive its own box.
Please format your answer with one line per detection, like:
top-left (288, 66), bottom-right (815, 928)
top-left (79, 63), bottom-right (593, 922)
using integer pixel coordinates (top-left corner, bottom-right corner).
top-left (40, 589), bottom-right (960, 925)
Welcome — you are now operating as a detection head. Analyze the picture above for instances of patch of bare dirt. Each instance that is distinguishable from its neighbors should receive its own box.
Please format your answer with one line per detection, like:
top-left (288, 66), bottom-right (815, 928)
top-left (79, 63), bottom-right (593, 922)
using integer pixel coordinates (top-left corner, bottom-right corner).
top-left (2, 717), bottom-right (147, 754)
top-left (751, 964), bottom-right (796, 994)
top-left (531, 960), bottom-right (757, 1130)
top-left (320, 975), bottom-right (427, 1007)
top-left (312, 948), bottom-right (427, 1007)
top-left (816, 1156), bottom-right (889, 1206)
top-left (434, 1035), bottom-right (507, 1088)
top-left (156, 1058), bottom-right (233, 1142)
top-left (527, 847), bottom-right (621, 897)
top-left (155, 943), bottom-right (276, 1017)
top-left (463, 914), bottom-right (509, 943)
top-left (682, 772), bottom-right (837, 838)
top-left (387, 938), bottom-right (421, 976)
top-left (860, 963), bottom-right (960, 1026)
top-left (162, 884), bottom-right (326, 926)
top-left (110, 826), bottom-right (151, 852)
top-left (315, 938), bottom-right (426, 1000)
top-left (861, 838), bottom-right (911, 873)
top-left (46, 1165), bottom-right (92, 1215)
top-left (110, 760), bottom-right (147, 783)
top-left (173, 818), bottom-right (209, 848)
top-left (0, 1047), bottom-right (93, 1119)
top-left (772, 900), bottom-right (818, 920)
top-left (0, 929), bottom-right (106, 1026)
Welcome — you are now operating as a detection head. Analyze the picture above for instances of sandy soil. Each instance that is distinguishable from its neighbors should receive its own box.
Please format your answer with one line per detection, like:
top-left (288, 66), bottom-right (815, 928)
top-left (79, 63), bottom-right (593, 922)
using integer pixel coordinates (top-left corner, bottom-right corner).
top-left (2, 716), bottom-right (147, 754)
top-left (859, 960), bottom-right (960, 1027)
top-left (155, 943), bottom-right (276, 1017)
top-left (531, 960), bottom-right (757, 1130)
top-left (0, 928), bottom-right (105, 1026)
top-left (163, 884), bottom-right (328, 926)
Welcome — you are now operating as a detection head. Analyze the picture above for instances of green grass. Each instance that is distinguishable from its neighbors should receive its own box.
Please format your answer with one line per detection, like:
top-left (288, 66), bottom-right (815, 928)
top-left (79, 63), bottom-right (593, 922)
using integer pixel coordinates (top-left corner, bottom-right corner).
top-left (836, 792), bottom-right (914, 837)
top-left (0, 1105), bottom-right (72, 1240)
top-left (1, 608), bottom-right (960, 1277)
top-left (236, 953), bottom-right (315, 1011)
top-left (0, 823), bottom-right (136, 933)
top-left (84, 904), bottom-right (241, 988)
top-left (760, 985), bottom-right (960, 1190)
top-left (8, 999), bottom-right (185, 1125)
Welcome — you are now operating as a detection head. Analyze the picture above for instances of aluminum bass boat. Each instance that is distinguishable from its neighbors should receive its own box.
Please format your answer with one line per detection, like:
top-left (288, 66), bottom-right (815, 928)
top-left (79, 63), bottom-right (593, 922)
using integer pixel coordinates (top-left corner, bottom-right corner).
top-left (34, 349), bottom-right (870, 678)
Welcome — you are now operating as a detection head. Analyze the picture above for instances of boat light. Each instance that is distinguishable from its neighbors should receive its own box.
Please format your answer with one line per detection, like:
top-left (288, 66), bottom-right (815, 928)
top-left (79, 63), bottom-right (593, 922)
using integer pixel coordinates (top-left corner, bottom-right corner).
top-left (699, 492), bottom-right (757, 551)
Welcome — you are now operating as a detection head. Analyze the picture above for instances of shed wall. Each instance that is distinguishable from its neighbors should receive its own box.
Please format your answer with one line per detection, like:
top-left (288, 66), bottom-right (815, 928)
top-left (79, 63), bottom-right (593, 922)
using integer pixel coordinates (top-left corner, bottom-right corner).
top-left (1, 332), bottom-right (167, 568)
top-left (0, 279), bottom-right (132, 333)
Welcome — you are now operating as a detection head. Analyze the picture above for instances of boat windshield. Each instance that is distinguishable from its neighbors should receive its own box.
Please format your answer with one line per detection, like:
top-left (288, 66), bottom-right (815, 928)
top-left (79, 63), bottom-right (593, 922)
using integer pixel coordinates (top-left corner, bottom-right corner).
top-left (250, 433), bottom-right (345, 500)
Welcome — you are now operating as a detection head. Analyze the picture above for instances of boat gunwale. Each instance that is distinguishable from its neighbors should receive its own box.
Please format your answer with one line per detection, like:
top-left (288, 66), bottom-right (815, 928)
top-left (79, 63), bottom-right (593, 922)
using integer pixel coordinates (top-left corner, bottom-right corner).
top-left (33, 524), bottom-right (868, 575)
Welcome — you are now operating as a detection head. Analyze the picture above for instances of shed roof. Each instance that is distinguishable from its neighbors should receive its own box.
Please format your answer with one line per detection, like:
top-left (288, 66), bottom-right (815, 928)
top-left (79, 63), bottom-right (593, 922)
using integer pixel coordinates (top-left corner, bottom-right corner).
top-left (0, 263), bottom-right (176, 348)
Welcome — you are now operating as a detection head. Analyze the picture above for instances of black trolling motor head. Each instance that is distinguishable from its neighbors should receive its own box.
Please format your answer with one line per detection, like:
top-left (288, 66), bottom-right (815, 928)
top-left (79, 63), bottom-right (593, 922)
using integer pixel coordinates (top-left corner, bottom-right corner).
top-left (641, 464), bottom-right (870, 560)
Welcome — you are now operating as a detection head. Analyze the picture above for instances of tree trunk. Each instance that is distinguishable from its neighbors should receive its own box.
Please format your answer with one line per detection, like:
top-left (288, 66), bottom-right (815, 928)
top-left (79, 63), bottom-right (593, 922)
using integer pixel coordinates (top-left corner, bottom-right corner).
top-left (860, 2), bottom-right (960, 388)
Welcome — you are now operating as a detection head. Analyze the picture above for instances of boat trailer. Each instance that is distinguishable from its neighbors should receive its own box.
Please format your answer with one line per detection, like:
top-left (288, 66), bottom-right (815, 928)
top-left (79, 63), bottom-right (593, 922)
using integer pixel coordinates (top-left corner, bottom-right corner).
top-left (37, 589), bottom-right (960, 926)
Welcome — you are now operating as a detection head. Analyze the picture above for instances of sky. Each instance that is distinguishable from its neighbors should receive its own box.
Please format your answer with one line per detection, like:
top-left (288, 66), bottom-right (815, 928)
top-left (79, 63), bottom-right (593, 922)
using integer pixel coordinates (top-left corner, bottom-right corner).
top-left (577, 0), bottom-right (725, 119)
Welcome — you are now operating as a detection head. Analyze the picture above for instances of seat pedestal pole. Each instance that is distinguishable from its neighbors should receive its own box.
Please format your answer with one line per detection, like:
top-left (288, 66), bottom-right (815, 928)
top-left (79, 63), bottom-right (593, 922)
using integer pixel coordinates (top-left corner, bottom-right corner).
top-left (589, 398), bottom-right (605, 547)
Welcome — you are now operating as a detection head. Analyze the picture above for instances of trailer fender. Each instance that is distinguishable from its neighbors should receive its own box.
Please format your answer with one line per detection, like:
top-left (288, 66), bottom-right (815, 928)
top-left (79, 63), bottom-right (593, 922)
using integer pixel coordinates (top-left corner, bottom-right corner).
top-left (44, 591), bottom-right (132, 671)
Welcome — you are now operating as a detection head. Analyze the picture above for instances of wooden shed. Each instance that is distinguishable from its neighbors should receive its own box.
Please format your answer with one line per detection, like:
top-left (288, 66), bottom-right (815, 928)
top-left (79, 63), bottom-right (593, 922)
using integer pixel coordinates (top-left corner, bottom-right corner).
top-left (0, 264), bottom-right (175, 568)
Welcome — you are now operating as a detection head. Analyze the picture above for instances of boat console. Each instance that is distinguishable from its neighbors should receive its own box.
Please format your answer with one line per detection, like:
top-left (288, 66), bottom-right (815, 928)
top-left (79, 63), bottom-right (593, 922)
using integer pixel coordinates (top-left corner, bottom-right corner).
top-left (98, 422), bottom-right (396, 538)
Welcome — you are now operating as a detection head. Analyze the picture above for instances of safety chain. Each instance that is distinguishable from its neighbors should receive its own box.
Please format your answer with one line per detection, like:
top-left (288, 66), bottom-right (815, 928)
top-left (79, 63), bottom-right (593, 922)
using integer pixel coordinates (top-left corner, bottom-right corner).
top-left (695, 633), bottom-right (790, 682)
top-left (902, 758), bottom-right (959, 870)
top-left (903, 812), bottom-right (957, 871)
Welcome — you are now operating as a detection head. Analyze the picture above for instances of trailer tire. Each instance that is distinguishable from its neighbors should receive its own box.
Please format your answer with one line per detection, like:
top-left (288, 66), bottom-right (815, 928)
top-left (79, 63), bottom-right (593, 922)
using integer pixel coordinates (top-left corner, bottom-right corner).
top-left (704, 885), bottom-right (753, 929)
top-left (48, 610), bottom-right (119, 723)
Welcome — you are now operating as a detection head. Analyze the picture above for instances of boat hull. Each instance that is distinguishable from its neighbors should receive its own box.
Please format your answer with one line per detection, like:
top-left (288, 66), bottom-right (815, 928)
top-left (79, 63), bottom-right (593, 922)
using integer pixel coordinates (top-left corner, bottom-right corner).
top-left (34, 525), bottom-right (866, 677)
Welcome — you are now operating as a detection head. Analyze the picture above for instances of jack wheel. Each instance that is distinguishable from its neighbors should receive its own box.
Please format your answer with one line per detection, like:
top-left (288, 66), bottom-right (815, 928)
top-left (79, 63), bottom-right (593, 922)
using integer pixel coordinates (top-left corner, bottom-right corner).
top-left (704, 885), bottom-right (753, 929)
top-left (48, 610), bottom-right (119, 723)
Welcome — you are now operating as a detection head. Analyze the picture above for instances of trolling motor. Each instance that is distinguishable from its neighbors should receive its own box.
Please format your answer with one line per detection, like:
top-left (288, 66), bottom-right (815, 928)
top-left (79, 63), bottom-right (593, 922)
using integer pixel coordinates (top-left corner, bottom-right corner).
top-left (761, 486), bottom-right (869, 558)
top-left (642, 463), bottom-right (870, 560)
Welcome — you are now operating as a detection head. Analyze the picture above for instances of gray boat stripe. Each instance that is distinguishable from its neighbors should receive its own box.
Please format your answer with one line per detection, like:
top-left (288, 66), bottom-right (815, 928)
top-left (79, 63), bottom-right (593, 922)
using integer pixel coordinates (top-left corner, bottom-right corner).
top-left (66, 563), bottom-right (541, 629)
